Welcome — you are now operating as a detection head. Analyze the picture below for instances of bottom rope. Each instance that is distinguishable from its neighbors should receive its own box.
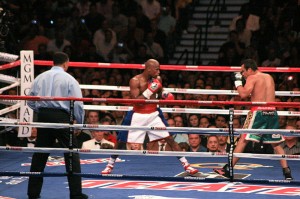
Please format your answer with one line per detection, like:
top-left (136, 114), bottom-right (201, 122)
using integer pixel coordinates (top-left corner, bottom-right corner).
top-left (0, 171), bottom-right (299, 186)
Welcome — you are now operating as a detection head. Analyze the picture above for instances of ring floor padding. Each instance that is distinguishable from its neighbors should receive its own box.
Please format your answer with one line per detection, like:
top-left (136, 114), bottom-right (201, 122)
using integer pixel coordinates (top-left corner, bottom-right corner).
top-left (0, 152), bottom-right (299, 199)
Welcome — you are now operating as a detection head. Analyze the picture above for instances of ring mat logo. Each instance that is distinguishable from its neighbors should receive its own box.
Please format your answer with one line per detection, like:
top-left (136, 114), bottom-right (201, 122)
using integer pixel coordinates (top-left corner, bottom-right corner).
top-left (175, 162), bottom-right (272, 179)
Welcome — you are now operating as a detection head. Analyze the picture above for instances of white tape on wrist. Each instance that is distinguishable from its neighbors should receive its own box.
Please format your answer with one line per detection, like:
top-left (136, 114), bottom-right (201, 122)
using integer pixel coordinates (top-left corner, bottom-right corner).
top-left (142, 89), bottom-right (153, 99)
top-left (235, 80), bottom-right (242, 88)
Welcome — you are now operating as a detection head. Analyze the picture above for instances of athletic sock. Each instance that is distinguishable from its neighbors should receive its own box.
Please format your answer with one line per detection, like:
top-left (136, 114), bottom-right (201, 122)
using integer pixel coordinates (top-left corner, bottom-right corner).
top-left (177, 156), bottom-right (189, 167)
top-left (107, 155), bottom-right (118, 166)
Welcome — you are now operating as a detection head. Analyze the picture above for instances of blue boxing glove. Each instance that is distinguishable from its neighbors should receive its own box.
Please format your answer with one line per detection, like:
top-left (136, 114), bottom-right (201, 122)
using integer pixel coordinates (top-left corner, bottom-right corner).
top-left (234, 72), bottom-right (243, 88)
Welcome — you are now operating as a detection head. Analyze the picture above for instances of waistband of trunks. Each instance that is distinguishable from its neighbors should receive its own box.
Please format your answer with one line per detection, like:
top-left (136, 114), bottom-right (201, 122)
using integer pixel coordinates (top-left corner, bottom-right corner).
top-left (251, 106), bottom-right (276, 111)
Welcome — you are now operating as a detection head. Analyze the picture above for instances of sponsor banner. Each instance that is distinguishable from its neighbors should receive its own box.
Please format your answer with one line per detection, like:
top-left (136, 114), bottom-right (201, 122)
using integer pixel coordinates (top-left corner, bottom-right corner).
top-left (21, 158), bottom-right (124, 167)
top-left (82, 180), bottom-right (300, 196)
top-left (18, 51), bottom-right (34, 137)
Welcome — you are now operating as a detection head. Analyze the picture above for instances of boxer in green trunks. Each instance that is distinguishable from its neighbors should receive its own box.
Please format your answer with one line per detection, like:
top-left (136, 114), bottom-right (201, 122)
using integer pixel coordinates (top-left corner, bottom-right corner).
top-left (244, 106), bottom-right (285, 144)
top-left (214, 59), bottom-right (293, 180)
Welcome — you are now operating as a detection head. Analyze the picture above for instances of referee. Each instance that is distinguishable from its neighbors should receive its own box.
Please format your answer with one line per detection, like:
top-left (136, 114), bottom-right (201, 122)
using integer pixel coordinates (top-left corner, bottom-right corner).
top-left (27, 52), bottom-right (88, 199)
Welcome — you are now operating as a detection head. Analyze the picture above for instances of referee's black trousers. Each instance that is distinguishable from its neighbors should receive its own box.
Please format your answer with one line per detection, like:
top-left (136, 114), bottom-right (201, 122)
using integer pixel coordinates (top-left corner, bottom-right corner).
top-left (27, 108), bottom-right (83, 198)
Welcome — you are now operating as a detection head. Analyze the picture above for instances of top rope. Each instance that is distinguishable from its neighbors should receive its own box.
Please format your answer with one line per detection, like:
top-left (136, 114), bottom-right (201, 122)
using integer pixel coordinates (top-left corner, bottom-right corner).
top-left (34, 60), bottom-right (300, 72)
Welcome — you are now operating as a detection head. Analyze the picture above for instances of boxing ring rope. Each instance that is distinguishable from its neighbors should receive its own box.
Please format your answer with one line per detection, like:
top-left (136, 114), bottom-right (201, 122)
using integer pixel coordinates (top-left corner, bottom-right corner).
top-left (84, 105), bottom-right (300, 117)
top-left (34, 60), bottom-right (300, 72)
top-left (1, 146), bottom-right (299, 161)
top-left (1, 171), bottom-right (299, 186)
top-left (79, 85), bottom-right (300, 97)
top-left (0, 121), bottom-right (299, 137)
top-left (0, 95), bottom-right (300, 108)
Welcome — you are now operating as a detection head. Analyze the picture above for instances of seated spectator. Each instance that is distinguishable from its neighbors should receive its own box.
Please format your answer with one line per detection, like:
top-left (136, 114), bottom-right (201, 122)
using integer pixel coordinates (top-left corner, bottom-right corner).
top-left (280, 125), bottom-right (300, 155)
top-left (127, 143), bottom-right (143, 150)
top-left (81, 129), bottom-right (115, 149)
top-left (261, 45), bottom-right (281, 67)
top-left (147, 139), bottom-right (171, 151)
top-left (178, 142), bottom-right (190, 151)
top-left (219, 30), bottom-right (245, 60)
top-left (207, 135), bottom-right (220, 152)
top-left (234, 18), bottom-right (252, 47)
top-left (75, 129), bottom-right (91, 148)
top-left (47, 30), bottom-right (71, 55)
top-left (21, 24), bottom-right (50, 55)
top-left (214, 115), bottom-right (227, 128)
top-left (199, 116), bottom-right (211, 128)
top-left (188, 134), bottom-right (207, 152)
top-left (139, 0), bottom-right (161, 21)
top-left (132, 44), bottom-right (152, 64)
top-left (217, 135), bottom-right (231, 153)
top-left (109, 3), bottom-right (128, 35)
top-left (144, 32), bottom-right (164, 62)
top-left (84, 3), bottom-right (105, 35)
top-left (96, 29), bottom-right (116, 61)
top-left (172, 115), bottom-right (188, 143)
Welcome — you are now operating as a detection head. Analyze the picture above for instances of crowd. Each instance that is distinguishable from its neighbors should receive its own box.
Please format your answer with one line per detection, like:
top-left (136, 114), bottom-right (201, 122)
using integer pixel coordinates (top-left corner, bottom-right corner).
top-left (1, 0), bottom-right (300, 155)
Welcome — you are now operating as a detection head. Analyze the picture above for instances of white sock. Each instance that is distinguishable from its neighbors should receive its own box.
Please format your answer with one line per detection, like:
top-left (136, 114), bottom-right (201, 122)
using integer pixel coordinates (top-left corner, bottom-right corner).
top-left (107, 157), bottom-right (116, 166)
top-left (178, 157), bottom-right (189, 167)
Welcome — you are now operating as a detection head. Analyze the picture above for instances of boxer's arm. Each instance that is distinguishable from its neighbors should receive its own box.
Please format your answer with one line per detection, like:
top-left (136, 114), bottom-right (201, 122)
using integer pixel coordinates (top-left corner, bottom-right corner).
top-left (237, 76), bottom-right (255, 99)
top-left (129, 78), bottom-right (141, 99)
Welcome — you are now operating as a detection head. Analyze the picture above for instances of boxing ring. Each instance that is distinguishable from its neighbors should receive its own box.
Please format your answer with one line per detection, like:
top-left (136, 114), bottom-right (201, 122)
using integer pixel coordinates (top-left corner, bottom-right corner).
top-left (0, 51), bottom-right (300, 199)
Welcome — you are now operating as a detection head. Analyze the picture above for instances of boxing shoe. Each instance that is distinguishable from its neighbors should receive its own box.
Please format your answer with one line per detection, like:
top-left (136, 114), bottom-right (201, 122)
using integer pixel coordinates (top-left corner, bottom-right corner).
top-left (184, 164), bottom-right (199, 175)
top-left (213, 164), bottom-right (230, 178)
top-left (283, 167), bottom-right (293, 180)
top-left (101, 165), bottom-right (114, 174)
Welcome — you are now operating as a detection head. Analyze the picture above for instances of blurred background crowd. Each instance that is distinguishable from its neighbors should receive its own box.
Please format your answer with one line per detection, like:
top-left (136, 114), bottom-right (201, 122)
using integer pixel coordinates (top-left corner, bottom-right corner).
top-left (0, 0), bottom-right (299, 154)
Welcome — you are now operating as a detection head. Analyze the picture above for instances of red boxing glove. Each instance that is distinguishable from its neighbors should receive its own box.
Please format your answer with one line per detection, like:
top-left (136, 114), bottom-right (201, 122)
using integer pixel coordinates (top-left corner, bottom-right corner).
top-left (162, 91), bottom-right (174, 100)
top-left (142, 78), bottom-right (162, 99)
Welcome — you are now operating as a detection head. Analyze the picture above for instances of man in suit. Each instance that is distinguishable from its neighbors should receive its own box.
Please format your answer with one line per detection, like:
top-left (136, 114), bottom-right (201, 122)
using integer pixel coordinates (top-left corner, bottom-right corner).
top-left (82, 129), bottom-right (115, 149)
top-left (147, 139), bottom-right (172, 151)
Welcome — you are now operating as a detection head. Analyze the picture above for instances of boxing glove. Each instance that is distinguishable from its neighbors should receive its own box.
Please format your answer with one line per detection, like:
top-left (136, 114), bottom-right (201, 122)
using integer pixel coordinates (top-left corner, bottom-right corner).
top-left (143, 78), bottom-right (162, 99)
top-left (162, 91), bottom-right (175, 100)
top-left (234, 72), bottom-right (243, 88)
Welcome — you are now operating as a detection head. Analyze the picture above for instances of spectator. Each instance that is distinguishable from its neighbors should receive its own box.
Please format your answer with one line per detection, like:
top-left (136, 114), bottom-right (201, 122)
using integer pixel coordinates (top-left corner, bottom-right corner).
top-left (95, 29), bottom-right (116, 61)
top-left (81, 127), bottom-right (115, 149)
top-left (144, 32), bottom-right (164, 62)
top-left (217, 135), bottom-right (231, 153)
top-left (46, 30), bottom-right (71, 55)
top-left (280, 125), bottom-right (300, 155)
top-left (139, 0), bottom-right (161, 21)
top-left (219, 30), bottom-right (245, 60)
top-left (188, 134), bottom-right (207, 152)
top-left (207, 135), bottom-right (220, 152)
top-left (173, 115), bottom-right (188, 143)
top-left (178, 142), bottom-right (190, 151)
top-left (83, 3), bottom-right (105, 35)
top-left (76, 0), bottom-right (91, 17)
top-left (261, 45), bottom-right (281, 67)
top-left (96, 0), bottom-right (114, 20)
top-left (214, 115), bottom-right (227, 128)
top-left (127, 143), bottom-right (144, 150)
top-left (93, 19), bottom-right (117, 60)
top-left (109, 3), bottom-right (128, 35)
top-left (147, 139), bottom-right (172, 151)
top-left (199, 116), bottom-right (211, 128)
top-left (21, 24), bottom-right (50, 55)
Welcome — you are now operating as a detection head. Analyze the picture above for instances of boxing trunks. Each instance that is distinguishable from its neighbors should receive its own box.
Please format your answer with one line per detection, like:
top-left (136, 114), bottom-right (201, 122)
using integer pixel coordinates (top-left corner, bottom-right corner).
top-left (244, 106), bottom-right (285, 144)
top-left (117, 107), bottom-right (169, 143)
